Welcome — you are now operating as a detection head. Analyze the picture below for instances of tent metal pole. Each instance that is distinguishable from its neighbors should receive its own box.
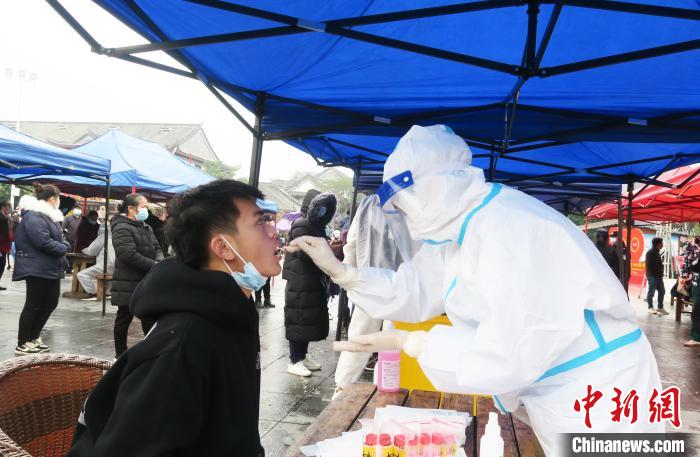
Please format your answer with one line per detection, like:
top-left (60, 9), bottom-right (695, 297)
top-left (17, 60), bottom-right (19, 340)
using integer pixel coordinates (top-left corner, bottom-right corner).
top-left (488, 144), bottom-right (497, 182)
top-left (539, 38), bottom-right (700, 77)
top-left (337, 165), bottom-right (361, 342)
top-left (616, 197), bottom-right (625, 287)
top-left (113, 54), bottom-right (197, 79)
top-left (45, 0), bottom-right (104, 52)
top-left (102, 176), bottom-right (111, 317)
top-left (189, 0), bottom-right (519, 75)
top-left (248, 93), bottom-right (266, 188)
top-left (625, 182), bottom-right (634, 293)
top-left (553, 0), bottom-right (700, 21)
top-left (350, 165), bottom-right (361, 221)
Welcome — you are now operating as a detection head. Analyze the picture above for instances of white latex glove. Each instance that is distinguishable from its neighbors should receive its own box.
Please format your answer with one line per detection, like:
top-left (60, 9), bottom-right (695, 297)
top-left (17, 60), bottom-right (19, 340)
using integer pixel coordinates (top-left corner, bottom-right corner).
top-left (286, 236), bottom-right (357, 285)
top-left (333, 330), bottom-right (427, 358)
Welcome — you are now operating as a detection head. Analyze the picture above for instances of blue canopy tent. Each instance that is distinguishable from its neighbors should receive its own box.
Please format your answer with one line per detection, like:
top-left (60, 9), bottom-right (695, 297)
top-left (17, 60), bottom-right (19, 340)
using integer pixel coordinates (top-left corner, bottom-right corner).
top-left (46, 0), bottom-right (700, 211)
top-left (0, 124), bottom-right (110, 181)
top-left (0, 123), bottom-right (115, 314)
top-left (36, 129), bottom-right (215, 200)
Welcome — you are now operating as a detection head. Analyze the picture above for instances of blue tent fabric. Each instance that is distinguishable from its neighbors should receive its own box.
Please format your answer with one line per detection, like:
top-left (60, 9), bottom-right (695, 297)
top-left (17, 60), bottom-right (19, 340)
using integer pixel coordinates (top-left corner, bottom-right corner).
top-left (0, 124), bottom-right (110, 179)
top-left (77, 1), bottom-right (700, 201)
top-left (42, 129), bottom-right (214, 199)
top-left (257, 199), bottom-right (278, 213)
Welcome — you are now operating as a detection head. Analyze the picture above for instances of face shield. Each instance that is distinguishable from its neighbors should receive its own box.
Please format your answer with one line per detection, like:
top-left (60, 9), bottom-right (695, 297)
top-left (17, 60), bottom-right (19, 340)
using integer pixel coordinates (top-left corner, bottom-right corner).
top-left (374, 172), bottom-right (423, 262)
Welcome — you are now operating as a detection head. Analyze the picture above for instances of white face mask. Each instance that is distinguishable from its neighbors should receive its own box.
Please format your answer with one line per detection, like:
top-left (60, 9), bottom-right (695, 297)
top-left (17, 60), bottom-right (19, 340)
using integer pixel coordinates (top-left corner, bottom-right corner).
top-left (54, 197), bottom-right (61, 210)
top-left (73, 209), bottom-right (82, 217)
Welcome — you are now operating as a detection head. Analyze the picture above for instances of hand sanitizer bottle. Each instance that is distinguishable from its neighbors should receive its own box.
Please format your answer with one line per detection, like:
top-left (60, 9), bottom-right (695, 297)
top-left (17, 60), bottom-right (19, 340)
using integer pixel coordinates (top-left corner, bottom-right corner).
top-left (479, 412), bottom-right (504, 457)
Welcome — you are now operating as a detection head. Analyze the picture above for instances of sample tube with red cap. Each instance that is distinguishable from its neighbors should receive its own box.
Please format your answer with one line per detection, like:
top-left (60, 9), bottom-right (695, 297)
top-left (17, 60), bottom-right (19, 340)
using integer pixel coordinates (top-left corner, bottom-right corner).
top-left (394, 434), bottom-right (407, 457)
top-left (419, 433), bottom-right (432, 457)
top-left (380, 433), bottom-right (395, 457)
top-left (363, 433), bottom-right (377, 457)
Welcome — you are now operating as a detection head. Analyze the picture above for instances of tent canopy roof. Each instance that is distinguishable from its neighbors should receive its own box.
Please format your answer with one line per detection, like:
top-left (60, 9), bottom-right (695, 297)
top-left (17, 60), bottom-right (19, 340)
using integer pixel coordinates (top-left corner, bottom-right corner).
top-left (36, 129), bottom-right (214, 200)
top-left (52, 1), bottom-right (700, 206)
top-left (588, 164), bottom-right (700, 222)
top-left (0, 124), bottom-right (111, 181)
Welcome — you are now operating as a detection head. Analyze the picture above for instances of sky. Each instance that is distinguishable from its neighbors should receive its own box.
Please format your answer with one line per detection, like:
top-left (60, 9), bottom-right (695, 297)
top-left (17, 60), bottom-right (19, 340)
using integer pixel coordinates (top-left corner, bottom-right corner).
top-left (0, 0), bottom-right (344, 181)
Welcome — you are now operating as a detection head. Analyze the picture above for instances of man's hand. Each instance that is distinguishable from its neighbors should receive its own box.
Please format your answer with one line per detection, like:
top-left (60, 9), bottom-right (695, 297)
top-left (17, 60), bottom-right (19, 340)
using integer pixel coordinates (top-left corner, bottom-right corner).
top-left (286, 236), bottom-right (348, 280)
top-left (333, 330), bottom-right (427, 358)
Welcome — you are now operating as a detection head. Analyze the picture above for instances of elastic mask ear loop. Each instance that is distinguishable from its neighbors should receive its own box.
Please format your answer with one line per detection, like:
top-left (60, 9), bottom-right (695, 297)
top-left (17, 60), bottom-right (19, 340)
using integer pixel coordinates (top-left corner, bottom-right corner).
top-left (220, 235), bottom-right (247, 272)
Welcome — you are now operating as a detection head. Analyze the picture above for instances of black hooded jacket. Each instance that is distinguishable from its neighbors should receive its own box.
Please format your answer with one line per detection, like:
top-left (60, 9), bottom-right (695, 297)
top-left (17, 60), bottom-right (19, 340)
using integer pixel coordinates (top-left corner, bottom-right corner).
top-left (68, 257), bottom-right (264, 457)
top-left (110, 214), bottom-right (163, 307)
top-left (283, 192), bottom-right (336, 342)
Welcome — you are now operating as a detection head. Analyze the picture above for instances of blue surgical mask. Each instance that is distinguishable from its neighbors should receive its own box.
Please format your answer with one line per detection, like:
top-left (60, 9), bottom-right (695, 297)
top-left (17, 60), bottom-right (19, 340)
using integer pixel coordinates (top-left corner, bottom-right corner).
top-left (219, 236), bottom-right (267, 291)
top-left (136, 207), bottom-right (149, 222)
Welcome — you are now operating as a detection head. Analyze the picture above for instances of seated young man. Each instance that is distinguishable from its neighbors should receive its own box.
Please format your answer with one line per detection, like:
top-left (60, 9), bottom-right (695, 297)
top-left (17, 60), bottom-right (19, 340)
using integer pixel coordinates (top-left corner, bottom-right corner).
top-left (68, 180), bottom-right (282, 457)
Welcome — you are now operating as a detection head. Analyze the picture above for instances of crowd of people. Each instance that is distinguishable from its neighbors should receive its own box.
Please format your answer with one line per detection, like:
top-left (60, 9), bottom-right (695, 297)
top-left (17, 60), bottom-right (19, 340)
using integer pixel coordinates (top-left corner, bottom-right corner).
top-left (594, 228), bottom-right (700, 349)
top-left (5, 184), bottom-right (175, 358)
top-left (4, 181), bottom-right (348, 366)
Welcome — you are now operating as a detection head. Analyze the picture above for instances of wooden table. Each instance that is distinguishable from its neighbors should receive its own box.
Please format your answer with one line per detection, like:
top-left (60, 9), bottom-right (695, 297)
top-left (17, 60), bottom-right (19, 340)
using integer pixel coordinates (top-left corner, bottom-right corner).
top-left (62, 253), bottom-right (96, 299)
top-left (284, 383), bottom-right (544, 457)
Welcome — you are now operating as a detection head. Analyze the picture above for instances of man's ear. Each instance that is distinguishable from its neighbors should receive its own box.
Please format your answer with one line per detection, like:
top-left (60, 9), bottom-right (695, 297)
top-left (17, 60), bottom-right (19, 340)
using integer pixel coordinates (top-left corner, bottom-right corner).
top-left (210, 235), bottom-right (237, 261)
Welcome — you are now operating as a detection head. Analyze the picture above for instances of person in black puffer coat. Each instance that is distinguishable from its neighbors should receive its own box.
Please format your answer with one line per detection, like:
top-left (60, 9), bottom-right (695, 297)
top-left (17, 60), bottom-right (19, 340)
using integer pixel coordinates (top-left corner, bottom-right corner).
top-left (281, 189), bottom-right (320, 281)
top-left (283, 191), bottom-right (336, 377)
top-left (111, 193), bottom-right (163, 358)
top-left (13, 183), bottom-right (69, 356)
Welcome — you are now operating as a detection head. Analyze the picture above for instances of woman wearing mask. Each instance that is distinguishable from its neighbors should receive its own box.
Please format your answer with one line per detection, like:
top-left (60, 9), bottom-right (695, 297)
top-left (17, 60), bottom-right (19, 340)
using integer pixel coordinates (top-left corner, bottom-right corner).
top-left (13, 183), bottom-right (70, 355)
top-left (283, 192), bottom-right (337, 377)
top-left (111, 193), bottom-right (163, 358)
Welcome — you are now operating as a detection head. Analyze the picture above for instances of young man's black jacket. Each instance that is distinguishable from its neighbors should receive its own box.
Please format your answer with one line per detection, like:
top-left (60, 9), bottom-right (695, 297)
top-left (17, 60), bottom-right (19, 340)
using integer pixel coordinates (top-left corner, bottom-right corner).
top-left (68, 257), bottom-right (264, 457)
top-left (645, 247), bottom-right (664, 278)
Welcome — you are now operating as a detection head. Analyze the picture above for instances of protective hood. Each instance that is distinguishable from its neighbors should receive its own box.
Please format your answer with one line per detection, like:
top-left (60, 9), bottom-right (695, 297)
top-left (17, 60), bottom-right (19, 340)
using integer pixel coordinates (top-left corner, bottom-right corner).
top-left (383, 125), bottom-right (490, 242)
top-left (308, 192), bottom-right (337, 226)
top-left (131, 257), bottom-right (254, 326)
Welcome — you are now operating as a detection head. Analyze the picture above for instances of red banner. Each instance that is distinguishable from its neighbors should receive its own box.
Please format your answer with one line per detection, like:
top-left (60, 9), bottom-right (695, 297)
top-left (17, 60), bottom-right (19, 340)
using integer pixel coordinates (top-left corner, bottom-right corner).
top-left (609, 227), bottom-right (646, 290)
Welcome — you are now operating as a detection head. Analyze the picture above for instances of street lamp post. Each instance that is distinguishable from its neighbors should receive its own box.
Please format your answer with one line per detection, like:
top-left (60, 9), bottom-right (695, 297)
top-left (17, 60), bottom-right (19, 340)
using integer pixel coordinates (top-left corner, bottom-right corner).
top-left (5, 68), bottom-right (38, 207)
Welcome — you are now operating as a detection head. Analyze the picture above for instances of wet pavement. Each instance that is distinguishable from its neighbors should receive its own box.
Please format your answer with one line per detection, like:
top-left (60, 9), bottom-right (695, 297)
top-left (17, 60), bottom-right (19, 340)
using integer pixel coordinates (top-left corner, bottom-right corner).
top-left (0, 269), bottom-right (698, 456)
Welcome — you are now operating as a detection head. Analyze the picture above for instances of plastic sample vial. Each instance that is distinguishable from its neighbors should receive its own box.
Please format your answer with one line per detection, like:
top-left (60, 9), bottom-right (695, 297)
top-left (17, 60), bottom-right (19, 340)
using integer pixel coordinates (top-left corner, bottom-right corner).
top-left (419, 433), bottom-right (432, 457)
top-left (380, 433), bottom-right (394, 457)
top-left (364, 433), bottom-right (378, 457)
top-left (394, 434), bottom-right (407, 457)
top-left (377, 350), bottom-right (400, 392)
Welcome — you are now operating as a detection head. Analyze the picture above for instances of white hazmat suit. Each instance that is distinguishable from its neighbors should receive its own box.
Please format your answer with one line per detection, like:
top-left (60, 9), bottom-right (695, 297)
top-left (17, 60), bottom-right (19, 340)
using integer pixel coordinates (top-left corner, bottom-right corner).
top-left (289, 125), bottom-right (662, 456)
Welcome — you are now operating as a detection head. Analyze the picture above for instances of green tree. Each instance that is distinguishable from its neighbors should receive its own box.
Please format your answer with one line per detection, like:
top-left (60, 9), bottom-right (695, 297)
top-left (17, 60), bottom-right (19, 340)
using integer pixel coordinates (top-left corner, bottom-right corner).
top-left (203, 161), bottom-right (241, 180)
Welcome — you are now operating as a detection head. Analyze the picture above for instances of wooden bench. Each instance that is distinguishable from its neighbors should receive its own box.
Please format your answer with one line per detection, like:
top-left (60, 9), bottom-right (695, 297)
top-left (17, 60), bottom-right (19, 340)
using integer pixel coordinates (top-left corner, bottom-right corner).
top-left (284, 383), bottom-right (544, 457)
top-left (96, 273), bottom-right (112, 302)
top-left (62, 253), bottom-right (96, 299)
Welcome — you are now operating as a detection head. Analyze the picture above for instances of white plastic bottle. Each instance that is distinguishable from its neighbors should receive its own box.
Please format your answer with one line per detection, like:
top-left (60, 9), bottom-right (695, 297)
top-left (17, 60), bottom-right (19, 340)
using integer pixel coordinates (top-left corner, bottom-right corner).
top-left (479, 412), bottom-right (504, 457)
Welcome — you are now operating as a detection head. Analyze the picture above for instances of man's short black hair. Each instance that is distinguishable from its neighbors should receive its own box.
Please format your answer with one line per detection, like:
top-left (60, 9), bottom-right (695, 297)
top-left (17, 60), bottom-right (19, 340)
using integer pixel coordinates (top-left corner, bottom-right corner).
top-left (87, 210), bottom-right (99, 218)
top-left (165, 179), bottom-right (263, 269)
top-left (652, 237), bottom-right (664, 248)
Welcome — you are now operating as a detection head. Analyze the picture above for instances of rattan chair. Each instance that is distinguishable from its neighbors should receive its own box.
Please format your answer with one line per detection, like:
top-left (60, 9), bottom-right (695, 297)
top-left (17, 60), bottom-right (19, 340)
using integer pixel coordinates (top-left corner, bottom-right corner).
top-left (0, 354), bottom-right (111, 457)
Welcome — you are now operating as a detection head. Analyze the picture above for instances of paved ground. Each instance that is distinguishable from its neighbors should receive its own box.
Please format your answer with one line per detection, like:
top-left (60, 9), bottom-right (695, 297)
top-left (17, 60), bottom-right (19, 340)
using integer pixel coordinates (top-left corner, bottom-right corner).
top-left (0, 268), bottom-right (697, 456)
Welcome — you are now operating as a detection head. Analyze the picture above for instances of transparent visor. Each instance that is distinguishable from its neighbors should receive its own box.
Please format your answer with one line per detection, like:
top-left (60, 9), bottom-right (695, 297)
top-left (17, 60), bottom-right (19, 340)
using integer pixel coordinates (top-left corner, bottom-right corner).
top-left (374, 171), bottom-right (421, 262)
top-left (377, 170), bottom-right (414, 213)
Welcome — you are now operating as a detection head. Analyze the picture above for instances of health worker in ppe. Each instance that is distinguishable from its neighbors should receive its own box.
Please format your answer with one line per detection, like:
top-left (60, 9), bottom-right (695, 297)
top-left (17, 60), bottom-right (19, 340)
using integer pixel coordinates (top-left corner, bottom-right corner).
top-left (286, 125), bottom-right (663, 456)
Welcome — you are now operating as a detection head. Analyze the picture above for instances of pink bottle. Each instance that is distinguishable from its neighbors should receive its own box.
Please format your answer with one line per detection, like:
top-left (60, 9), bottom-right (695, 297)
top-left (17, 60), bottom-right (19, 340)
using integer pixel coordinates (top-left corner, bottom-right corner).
top-left (377, 350), bottom-right (400, 392)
